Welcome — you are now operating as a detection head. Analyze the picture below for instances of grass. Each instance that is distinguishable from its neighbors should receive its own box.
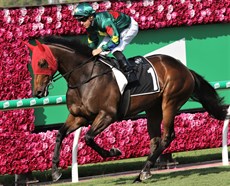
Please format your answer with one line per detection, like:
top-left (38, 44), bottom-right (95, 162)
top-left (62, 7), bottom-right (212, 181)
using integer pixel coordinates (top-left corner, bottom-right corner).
top-left (0, 148), bottom-right (229, 185)
top-left (53, 166), bottom-right (230, 186)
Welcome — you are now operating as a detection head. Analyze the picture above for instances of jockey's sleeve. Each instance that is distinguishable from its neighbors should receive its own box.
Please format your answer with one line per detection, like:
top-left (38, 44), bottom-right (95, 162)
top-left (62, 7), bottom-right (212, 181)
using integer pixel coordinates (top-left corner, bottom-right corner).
top-left (87, 30), bottom-right (99, 49)
top-left (101, 20), bottom-right (120, 52)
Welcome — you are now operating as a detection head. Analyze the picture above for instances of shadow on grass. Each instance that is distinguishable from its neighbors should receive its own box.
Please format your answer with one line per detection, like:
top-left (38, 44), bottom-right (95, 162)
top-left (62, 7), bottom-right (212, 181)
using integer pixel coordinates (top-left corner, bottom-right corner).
top-left (113, 167), bottom-right (230, 185)
top-left (151, 167), bottom-right (229, 180)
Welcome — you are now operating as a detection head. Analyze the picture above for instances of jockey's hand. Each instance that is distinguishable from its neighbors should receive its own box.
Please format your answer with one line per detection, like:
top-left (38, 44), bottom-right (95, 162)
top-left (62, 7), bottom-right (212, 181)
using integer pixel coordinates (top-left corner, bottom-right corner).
top-left (92, 48), bottom-right (103, 56)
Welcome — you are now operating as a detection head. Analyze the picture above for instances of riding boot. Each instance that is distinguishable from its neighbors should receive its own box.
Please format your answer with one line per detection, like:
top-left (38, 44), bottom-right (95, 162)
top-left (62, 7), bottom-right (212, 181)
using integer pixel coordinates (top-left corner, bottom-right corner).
top-left (113, 51), bottom-right (138, 84)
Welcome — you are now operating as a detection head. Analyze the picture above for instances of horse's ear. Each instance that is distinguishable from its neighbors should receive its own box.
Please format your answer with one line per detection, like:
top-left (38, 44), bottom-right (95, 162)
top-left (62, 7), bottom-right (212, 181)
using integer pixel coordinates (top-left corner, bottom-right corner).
top-left (23, 41), bottom-right (35, 51)
top-left (35, 39), bottom-right (45, 52)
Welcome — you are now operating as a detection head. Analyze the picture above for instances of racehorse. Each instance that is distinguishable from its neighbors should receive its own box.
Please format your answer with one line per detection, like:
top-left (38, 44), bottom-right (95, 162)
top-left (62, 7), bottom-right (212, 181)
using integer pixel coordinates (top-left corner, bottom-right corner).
top-left (24, 36), bottom-right (227, 183)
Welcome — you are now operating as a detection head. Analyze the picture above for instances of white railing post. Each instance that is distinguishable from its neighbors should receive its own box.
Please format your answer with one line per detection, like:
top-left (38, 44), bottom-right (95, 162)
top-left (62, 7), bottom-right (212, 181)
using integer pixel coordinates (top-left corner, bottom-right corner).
top-left (222, 106), bottom-right (230, 165)
top-left (71, 128), bottom-right (82, 182)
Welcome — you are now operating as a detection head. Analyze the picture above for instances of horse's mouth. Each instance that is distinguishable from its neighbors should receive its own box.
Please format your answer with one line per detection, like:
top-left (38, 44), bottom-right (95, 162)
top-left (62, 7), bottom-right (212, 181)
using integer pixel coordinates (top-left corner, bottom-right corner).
top-left (35, 90), bottom-right (49, 98)
top-left (34, 85), bottom-right (50, 98)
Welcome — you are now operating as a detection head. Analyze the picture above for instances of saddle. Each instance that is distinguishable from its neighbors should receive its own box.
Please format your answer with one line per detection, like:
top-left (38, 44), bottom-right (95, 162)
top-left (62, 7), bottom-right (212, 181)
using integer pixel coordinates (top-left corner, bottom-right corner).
top-left (99, 54), bottom-right (147, 72)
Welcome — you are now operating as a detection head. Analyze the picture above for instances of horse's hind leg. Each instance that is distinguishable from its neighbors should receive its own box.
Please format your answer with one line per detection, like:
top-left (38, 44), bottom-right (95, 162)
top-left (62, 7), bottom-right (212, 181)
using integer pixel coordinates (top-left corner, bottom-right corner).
top-left (135, 104), bottom-right (176, 182)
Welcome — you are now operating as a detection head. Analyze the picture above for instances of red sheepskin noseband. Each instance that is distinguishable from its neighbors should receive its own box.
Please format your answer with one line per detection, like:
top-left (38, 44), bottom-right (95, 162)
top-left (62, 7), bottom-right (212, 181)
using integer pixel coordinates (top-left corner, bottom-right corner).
top-left (25, 40), bottom-right (57, 75)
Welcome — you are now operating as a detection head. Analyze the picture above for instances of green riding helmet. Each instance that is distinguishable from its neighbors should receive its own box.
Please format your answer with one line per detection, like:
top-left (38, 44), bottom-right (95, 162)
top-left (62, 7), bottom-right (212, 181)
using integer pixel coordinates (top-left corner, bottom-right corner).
top-left (74, 3), bottom-right (96, 19)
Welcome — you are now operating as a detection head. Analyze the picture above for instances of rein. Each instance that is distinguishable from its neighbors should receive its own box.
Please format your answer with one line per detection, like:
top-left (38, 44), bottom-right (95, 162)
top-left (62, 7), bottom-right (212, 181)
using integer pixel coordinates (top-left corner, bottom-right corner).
top-left (51, 55), bottom-right (95, 82)
top-left (68, 63), bottom-right (112, 89)
top-left (51, 55), bottom-right (112, 89)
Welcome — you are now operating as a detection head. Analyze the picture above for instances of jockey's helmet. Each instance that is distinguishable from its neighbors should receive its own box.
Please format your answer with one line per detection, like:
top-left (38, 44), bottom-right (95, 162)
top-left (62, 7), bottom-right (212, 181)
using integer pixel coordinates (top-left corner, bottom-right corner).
top-left (74, 3), bottom-right (95, 20)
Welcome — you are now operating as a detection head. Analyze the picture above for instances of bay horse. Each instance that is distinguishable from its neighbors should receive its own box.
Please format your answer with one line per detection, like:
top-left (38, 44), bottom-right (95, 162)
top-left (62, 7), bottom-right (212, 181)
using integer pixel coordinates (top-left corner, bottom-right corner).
top-left (24, 36), bottom-right (226, 183)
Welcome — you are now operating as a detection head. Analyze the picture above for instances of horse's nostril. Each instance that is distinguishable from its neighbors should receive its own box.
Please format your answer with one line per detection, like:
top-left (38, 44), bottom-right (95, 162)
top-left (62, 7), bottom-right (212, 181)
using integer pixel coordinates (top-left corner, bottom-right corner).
top-left (34, 91), bottom-right (43, 98)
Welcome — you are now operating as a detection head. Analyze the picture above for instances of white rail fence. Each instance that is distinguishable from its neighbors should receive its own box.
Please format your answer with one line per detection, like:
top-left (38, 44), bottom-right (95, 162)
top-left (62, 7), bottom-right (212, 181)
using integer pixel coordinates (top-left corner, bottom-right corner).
top-left (222, 106), bottom-right (230, 166)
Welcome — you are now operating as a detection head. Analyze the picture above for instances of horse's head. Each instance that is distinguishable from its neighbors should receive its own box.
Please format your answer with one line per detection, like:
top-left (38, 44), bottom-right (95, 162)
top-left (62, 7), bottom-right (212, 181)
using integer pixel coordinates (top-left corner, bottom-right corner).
top-left (24, 40), bottom-right (58, 98)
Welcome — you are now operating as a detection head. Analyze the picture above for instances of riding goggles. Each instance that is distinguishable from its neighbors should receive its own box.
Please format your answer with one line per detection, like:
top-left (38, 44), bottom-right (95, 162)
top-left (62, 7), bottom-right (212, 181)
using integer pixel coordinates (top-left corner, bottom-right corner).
top-left (74, 15), bottom-right (89, 22)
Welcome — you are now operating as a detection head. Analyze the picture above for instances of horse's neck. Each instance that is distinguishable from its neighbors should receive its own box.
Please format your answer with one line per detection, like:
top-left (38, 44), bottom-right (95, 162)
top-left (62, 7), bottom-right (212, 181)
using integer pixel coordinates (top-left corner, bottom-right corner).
top-left (50, 45), bottom-right (94, 83)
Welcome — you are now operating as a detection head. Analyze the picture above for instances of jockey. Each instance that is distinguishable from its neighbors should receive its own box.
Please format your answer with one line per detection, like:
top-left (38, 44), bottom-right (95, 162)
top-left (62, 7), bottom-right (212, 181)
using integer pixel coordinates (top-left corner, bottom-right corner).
top-left (73, 2), bottom-right (139, 84)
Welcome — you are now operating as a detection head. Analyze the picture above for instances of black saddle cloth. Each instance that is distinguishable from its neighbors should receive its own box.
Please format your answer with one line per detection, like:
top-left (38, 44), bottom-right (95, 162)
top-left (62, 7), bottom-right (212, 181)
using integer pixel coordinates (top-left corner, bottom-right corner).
top-left (98, 55), bottom-right (160, 95)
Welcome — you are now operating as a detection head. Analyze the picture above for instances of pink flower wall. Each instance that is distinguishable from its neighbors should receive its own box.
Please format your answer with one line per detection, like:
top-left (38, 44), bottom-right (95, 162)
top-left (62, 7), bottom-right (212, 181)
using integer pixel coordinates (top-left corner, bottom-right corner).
top-left (0, 113), bottom-right (228, 175)
top-left (0, 0), bottom-right (229, 175)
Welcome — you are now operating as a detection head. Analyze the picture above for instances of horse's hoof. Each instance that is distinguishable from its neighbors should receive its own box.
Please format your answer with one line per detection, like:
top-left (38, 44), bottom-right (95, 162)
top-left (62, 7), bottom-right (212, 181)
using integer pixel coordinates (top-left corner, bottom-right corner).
top-left (52, 170), bottom-right (62, 182)
top-left (140, 171), bottom-right (152, 181)
top-left (133, 175), bottom-right (142, 183)
top-left (109, 148), bottom-right (122, 157)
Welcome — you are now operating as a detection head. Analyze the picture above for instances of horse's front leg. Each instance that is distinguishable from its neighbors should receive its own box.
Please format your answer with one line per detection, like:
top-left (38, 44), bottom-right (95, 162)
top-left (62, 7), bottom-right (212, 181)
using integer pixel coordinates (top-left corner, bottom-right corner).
top-left (52, 114), bottom-right (87, 182)
top-left (85, 110), bottom-right (122, 158)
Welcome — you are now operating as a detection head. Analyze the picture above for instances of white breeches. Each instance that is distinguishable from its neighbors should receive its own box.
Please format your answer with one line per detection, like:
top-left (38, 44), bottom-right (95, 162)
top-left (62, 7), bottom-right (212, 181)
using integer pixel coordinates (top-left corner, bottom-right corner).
top-left (99, 17), bottom-right (139, 55)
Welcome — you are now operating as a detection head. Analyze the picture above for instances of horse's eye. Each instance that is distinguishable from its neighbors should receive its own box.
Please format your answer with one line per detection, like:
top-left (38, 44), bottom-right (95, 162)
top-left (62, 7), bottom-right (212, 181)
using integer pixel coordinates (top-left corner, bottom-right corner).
top-left (38, 59), bottom-right (49, 68)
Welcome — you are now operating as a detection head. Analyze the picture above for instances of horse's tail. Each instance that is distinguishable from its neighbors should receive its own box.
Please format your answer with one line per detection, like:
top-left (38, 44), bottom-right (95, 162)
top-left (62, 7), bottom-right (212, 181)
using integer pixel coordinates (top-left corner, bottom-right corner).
top-left (190, 69), bottom-right (227, 120)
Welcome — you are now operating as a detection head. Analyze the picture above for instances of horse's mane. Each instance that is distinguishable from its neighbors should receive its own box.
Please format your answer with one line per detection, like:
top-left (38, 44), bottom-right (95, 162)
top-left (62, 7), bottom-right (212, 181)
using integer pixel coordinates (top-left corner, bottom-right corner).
top-left (42, 36), bottom-right (93, 57)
